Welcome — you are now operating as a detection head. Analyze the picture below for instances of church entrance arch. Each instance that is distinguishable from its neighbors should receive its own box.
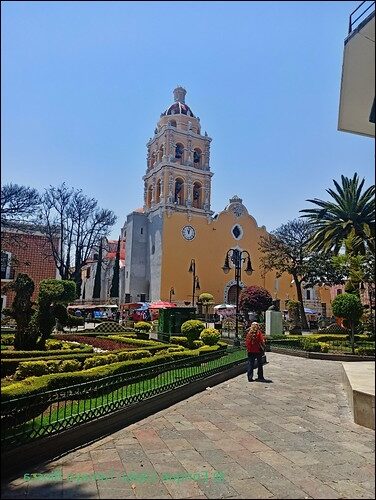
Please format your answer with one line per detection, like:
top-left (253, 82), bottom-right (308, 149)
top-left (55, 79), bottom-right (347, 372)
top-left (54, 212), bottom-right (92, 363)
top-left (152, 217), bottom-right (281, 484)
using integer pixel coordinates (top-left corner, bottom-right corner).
top-left (224, 279), bottom-right (245, 304)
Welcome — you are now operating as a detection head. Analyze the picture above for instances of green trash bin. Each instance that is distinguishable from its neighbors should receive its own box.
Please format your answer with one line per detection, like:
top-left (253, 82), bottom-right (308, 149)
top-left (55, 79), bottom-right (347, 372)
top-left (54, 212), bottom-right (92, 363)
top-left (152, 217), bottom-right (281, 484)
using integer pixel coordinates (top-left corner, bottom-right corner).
top-left (158, 308), bottom-right (196, 342)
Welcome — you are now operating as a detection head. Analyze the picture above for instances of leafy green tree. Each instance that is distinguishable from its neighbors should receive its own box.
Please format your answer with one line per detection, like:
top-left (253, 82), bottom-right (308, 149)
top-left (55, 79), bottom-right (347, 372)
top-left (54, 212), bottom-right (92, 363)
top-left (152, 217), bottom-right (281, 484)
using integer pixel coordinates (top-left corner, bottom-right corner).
top-left (92, 239), bottom-right (103, 299)
top-left (332, 293), bottom-right (363, 354)
top-left (300, 173), bottom-right (375, 256)
top-left (110, 238), bottom-right (121, 299)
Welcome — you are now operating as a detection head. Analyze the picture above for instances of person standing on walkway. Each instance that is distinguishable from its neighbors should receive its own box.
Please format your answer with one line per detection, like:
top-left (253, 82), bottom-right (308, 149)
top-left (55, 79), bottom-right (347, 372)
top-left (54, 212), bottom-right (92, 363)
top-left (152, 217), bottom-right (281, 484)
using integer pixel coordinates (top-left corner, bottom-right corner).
top-left (245, 322), bottom-right (266, 382)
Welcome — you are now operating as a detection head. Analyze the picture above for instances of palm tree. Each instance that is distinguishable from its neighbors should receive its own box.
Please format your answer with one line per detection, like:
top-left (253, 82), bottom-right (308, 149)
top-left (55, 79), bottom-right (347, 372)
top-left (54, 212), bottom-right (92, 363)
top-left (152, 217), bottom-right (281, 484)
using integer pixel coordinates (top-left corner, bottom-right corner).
top-left (300, 173), bottom-right (375, 256)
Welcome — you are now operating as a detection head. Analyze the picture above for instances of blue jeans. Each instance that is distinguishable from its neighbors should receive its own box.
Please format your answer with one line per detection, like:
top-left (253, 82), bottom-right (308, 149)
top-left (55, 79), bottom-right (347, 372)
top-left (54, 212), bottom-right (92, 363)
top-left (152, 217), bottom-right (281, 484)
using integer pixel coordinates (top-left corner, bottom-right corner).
top-left (247, 352), bottom-right (264, 380)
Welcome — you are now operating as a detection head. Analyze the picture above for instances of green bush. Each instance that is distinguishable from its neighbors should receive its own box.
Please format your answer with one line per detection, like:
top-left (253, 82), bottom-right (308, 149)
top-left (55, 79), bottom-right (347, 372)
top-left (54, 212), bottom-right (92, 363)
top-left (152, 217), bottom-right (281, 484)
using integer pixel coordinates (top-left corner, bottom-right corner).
top-left (193, 340), bottom-right (204, 348)
top-left (1, 334), bottom-right (14, 346)
top-left (355, 346), bottom-right (375, 356)
top-left (14, 360), bottom-right (51, 379)
top-left (301, 339), bottom-right (321, 352)
top-left (117, 350), bottom-right (151, 361)
top-left (46, 339), bottom-right (64, 350)
top-left (167, 346), bottom-right (185, 352)
top-left (2, 351), bottom-right (206, 400)
top-left (200, 328), bottom-right (221, 346)
top-left (59, 359), bottom-right (82, 372)
top-left (134, 321), bottom-right (152, 333)
top-left (318, 342), bottom-right (330, 353)
top-left (181, 320), bottom-right (205, 347)
top-left (1, 346), bottom-right (94, 358)
top-left (83, 354), bottom-right (119, 370)
top-left (170, 336), bottom-right (189, 347)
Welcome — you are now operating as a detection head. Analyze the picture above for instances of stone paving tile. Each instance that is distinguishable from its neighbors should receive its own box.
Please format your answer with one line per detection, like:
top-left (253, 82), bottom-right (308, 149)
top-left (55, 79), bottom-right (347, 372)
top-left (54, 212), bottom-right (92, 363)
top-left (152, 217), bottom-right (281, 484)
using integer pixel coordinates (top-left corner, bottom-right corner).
top-left (2, 353), bottom-right (375, 499)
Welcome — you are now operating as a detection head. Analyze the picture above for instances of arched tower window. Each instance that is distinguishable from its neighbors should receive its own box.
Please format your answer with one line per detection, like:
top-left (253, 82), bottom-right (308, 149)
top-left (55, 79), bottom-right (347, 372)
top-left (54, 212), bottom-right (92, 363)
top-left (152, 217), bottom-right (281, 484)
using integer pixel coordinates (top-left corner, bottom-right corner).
top-left (193, 148), bottom-right (202, 167)
top-left (156, 179), bottom-right (162, 202)
top-left (158, 146), bottom-right (164, 163)
top-left (170, 120), bottom-right (177, 128)
top-left (175, 143), bottom-right (184, 163)
top-left (192, 182), bottom-right (202, 209)
top-left (147, 186), bottom-right (153, 208)
top-left (174, 178), bottom-right (185, 205)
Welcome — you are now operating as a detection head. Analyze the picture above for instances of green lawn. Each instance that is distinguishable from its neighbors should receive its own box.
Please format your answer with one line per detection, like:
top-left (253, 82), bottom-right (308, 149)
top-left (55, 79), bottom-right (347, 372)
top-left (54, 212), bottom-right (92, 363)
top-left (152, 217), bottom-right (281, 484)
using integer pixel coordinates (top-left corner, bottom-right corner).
top-left (2, 349), bottom-right (246, 446)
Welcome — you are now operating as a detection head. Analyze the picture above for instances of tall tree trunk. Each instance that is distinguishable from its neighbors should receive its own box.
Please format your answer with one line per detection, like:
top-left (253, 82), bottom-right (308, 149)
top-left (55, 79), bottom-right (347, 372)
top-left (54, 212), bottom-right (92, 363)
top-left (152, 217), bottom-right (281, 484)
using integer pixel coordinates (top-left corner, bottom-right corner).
top-left (294, 277), bottom-right (309, 330)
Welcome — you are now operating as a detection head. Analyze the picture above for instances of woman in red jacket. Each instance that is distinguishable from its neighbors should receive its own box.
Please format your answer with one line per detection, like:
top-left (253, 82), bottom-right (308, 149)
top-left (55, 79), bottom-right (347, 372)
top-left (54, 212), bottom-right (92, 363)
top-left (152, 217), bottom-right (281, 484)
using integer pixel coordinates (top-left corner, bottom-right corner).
top-left (245, 322), bottom-right (266, 382)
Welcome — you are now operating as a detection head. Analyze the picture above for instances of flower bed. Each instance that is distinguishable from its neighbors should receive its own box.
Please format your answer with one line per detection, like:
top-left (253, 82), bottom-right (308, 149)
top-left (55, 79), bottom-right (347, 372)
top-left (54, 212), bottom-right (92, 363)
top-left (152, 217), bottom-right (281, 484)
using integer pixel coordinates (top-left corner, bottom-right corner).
top-left (54, 334), bottom-right (138, 351)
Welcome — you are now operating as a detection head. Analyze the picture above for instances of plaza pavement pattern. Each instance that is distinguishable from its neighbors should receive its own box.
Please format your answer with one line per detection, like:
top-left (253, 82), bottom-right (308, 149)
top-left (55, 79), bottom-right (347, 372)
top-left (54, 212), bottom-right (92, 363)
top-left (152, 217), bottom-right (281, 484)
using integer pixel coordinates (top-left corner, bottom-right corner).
top-left (1, 353), bottom-right (375, 499)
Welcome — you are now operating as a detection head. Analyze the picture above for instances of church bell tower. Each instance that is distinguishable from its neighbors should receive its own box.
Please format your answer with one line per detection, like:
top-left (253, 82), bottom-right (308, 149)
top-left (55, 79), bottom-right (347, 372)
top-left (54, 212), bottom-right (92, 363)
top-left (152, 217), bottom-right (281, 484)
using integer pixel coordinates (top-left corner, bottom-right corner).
top-left (143, 87), bottom-right (213, 218)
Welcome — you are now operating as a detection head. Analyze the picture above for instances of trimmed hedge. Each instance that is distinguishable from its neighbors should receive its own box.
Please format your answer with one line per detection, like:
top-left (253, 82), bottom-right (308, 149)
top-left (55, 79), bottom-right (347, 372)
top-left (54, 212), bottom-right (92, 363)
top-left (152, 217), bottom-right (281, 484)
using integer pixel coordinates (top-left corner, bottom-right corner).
top-left (14, 359), bottom-right (83, 380)
top-left (1, 345), bottom-right (94, 358)
top-left (1, 346), bottom-right (227, 401)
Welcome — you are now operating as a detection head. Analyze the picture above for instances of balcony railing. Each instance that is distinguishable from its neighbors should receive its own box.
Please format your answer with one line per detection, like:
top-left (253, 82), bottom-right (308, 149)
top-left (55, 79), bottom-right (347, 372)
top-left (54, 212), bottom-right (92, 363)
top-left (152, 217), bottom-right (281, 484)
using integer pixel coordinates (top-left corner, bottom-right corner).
top-left (348, 1), bottom-right (375, 34)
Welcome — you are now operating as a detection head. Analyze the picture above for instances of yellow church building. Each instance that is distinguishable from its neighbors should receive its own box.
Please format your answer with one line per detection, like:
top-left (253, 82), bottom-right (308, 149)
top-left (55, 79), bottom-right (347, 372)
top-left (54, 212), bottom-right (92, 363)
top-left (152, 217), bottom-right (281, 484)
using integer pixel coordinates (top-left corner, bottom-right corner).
top-left (120, 87), bottom-right (332, 317)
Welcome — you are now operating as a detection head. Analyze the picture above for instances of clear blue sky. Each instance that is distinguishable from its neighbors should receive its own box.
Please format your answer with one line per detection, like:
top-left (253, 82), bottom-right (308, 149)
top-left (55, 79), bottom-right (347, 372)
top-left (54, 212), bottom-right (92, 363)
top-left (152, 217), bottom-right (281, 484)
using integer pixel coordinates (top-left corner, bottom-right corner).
top-left (2, 1), bottom-right (374, 239)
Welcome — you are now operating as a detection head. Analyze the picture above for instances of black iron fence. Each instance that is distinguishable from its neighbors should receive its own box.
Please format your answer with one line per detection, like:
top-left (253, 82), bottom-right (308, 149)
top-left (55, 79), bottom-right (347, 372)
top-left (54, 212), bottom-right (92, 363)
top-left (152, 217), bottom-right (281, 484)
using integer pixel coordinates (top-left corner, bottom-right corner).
top-left (1, 348), bottom-right (246, 449)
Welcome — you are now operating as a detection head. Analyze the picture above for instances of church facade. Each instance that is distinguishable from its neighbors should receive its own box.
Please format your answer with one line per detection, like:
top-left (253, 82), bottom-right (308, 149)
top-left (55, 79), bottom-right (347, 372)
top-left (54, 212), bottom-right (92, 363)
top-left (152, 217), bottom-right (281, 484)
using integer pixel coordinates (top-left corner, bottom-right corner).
top-left (120, 87), bottom-right (332, 314)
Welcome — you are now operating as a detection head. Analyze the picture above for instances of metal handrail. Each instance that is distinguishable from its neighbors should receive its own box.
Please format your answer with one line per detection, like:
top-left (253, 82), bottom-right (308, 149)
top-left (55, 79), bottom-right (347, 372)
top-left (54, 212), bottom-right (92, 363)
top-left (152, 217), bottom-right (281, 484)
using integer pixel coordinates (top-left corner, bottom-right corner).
top-left (349, 1), bottom-right (375, 34)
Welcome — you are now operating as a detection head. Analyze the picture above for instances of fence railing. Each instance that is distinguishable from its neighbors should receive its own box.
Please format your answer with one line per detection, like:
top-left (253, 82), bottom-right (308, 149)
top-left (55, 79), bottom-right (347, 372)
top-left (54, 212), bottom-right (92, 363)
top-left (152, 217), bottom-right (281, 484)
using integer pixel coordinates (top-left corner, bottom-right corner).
top-left (1, 347), bottom-right (246, 449)
top-left (348, 1), bottom-right (375, 34)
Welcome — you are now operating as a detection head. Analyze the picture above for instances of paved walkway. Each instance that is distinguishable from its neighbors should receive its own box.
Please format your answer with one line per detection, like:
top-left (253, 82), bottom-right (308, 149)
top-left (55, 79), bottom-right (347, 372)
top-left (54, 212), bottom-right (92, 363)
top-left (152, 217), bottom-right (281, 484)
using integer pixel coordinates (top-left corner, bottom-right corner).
top-left (2, 353), bottom-right (375, 499)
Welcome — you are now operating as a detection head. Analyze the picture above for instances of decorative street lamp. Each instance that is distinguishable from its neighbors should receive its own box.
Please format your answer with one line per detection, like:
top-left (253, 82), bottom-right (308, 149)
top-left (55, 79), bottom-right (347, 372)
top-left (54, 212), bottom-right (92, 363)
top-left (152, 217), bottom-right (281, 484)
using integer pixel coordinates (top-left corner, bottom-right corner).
top-left (222, 248), bottom-right (253, 346)
top-left (188, 259), bottom-right (200, 307)
top-left (169, 287), bottom-right (175, 303)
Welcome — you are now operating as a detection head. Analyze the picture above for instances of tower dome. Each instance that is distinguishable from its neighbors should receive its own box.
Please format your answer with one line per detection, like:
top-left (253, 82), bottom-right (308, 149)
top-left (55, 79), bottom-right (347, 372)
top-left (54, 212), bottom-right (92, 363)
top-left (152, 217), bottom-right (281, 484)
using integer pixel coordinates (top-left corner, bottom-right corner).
top-left (162, 86), bottom-right (195, 117)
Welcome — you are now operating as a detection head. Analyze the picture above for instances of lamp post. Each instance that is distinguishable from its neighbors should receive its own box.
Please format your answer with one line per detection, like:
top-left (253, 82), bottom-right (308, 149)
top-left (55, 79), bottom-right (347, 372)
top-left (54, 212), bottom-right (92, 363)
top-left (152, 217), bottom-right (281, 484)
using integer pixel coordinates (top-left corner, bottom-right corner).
top-left (169, 287), bottom-right (175, 303)
top-left (188, 259), bottom-right (200, 307)
top-left (222, 249), bottom-right (253, 346)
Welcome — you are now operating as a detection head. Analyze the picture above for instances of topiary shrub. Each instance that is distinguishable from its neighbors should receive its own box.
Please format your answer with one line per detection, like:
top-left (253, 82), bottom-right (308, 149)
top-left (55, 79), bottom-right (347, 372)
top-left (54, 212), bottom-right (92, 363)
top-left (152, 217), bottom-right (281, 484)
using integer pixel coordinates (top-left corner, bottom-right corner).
top-left (200, 328), bottom-right (221, 346)
top-left (181, 320), bottom-right (205, 347)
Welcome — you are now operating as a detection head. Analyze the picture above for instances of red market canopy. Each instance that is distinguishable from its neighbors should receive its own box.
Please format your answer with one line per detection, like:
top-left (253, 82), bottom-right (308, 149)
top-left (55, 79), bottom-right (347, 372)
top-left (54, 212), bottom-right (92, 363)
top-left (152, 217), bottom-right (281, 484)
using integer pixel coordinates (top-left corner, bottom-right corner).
top-left (148, 301), bottom-right (177, 309)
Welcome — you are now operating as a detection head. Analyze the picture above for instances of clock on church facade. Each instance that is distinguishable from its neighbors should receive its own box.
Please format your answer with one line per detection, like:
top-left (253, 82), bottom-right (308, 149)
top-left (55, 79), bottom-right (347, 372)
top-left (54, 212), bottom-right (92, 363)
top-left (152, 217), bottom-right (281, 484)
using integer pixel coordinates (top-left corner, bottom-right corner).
top-left (120, 87), bottom-right (332, 315)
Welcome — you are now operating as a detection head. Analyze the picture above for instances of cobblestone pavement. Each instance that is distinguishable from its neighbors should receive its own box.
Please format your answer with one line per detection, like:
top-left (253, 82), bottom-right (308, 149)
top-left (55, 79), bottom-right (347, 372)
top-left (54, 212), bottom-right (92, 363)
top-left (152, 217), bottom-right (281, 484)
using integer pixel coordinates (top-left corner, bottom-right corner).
top-left (2, 353), bottom-right (375, 499)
